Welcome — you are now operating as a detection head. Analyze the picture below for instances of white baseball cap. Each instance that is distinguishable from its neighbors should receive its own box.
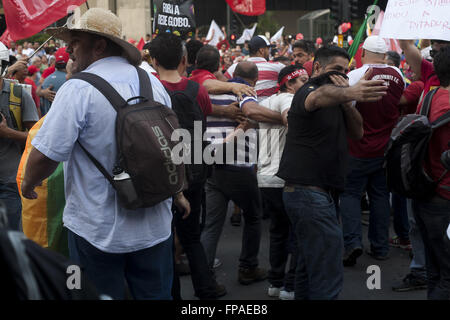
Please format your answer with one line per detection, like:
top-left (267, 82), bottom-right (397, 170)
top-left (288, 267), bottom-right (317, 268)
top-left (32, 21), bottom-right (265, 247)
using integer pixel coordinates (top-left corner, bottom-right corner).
top-left (362, 36), bottom-right (388, 54)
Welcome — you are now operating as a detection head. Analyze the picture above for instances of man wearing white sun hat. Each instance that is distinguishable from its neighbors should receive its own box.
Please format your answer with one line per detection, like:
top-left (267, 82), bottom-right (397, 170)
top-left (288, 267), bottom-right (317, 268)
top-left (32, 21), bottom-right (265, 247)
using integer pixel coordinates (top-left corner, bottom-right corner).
top-left (20, 8), bottom-right (183, 300)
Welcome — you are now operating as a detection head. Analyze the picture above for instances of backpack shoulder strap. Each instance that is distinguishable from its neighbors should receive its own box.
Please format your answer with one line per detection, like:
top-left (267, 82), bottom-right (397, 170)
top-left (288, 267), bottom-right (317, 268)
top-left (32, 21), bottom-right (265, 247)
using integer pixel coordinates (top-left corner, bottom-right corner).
top-left (69, 72), bottom-right (127, 112)
top-left (419, 88), bottom-right (439, 116)
top-left (9, 82), bottom-right (23, 131)
top-left (135, 66), bottom-right (154, 101)
top-left (185, 80), bottom-right (199, 100)
top-left (431, 110), bottom-right (450, 129)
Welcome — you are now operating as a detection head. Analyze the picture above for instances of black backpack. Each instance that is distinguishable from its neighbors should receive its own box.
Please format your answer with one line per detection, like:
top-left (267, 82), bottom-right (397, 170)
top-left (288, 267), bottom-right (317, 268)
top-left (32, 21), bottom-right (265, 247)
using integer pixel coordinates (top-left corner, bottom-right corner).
top-left (166, 80), bottom-right (210, 186)
top-left (0, 199), bottom-right (99, 300)
top-left (70, 66), bottom-right (185, 209)
top-left (384, 88), bottom-right (450, 200)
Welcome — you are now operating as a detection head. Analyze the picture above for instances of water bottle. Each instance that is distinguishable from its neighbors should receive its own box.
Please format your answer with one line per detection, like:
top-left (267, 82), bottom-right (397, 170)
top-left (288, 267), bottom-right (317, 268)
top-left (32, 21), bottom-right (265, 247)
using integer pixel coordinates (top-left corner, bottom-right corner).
top-left (113, 166), bottom-right (140, 209)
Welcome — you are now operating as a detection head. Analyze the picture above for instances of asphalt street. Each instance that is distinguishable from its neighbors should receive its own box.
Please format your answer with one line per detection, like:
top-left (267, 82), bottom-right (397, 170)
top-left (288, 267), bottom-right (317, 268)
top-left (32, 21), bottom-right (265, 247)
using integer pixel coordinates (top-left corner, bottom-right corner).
top-left (179, 204), bottom-right (426, 300)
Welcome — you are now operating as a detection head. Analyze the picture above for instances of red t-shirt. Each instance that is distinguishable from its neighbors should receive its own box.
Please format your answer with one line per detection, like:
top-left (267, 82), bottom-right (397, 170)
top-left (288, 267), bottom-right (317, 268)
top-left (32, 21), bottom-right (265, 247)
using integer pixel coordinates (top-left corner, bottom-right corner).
top-left (347, 65), bottom-right (405, 158)
top-left (159, 77), bottom-right (212, 116)
top-left (189, 69), bottom-right (217, 86)
top-left (420, 59), bottom-right (440, 97)
top-left (24, 78), bottom-right (40, 110)
top-left (41, 66), bottom-right (55, 79)
top-left (417, 88), bottom-right (450, 200)
top-left (400, 81), bottom-right (424, 116)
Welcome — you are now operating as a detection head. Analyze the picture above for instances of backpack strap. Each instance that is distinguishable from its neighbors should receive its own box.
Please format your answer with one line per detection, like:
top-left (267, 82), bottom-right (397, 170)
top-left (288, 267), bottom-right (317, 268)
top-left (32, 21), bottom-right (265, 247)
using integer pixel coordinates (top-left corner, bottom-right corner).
top-left (69, 72), bottom-right (127, 112)
top-left (9, 82), bottom-right (23, 131)
top-left (419, 88), bottom-right (439, 116)
top-left (77, 141), bottom-right (115, 186)
top-left (135, 66), bottom-right (154, 101)
top-left (184, 80), bottom-right (199, 101)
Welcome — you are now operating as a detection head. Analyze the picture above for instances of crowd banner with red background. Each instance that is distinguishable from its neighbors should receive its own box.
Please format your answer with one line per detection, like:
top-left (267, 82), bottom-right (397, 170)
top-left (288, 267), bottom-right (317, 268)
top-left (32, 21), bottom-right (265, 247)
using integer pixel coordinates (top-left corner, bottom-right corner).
top-left (225, 0), bottom-right (266, 16)
top-left (2, 0), bottom-right (87, 41)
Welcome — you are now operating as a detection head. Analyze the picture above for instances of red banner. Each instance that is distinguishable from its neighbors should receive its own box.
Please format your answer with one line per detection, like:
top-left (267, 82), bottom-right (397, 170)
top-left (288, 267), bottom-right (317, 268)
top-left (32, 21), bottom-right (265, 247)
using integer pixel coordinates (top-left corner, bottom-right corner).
top-left (225, 0), bottom-right (266, 16)
top-left (2, 0), bottom-right (87, 41)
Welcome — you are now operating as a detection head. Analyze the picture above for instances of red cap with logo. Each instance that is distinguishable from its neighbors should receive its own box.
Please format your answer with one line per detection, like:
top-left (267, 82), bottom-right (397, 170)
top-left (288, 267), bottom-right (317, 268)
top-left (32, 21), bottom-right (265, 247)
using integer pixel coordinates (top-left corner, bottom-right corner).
top-left (55, 47), bottom-right (69, 64)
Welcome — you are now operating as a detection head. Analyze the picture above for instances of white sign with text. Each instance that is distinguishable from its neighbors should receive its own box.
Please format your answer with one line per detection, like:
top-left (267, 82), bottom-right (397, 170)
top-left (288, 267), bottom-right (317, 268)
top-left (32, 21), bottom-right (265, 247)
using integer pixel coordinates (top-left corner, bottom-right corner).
top-left (379, 0), bottom-right (450, 41)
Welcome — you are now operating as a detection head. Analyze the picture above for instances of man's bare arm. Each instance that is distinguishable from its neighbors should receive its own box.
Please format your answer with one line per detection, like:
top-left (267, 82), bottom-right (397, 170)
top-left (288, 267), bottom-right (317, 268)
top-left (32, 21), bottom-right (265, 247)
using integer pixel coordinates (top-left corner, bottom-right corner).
top-left (305, 70), bottom-right (387, 112)
top-left (202, 79), bottom-right (256, 98)
top-left (241, 101), bottom-right (283, 124)
top-left (399, 40), bottom-right (423, 80)
top-left (282, 109), bottom-right (289, 126)
top-left (21, 147), bottom-right (59, 199)
top-left (0, 114), bottom-right (34, 143)
top-left (341, 102), bottom-right (364, 140)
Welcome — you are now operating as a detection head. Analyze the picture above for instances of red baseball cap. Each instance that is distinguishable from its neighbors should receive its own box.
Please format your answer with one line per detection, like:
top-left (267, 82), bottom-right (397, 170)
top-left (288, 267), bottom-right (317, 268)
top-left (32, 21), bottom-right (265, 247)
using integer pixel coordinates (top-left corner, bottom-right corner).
top-left (28, 65), bottom-right (39, 76)
top-left (55, 47), bottom-right (69, 64)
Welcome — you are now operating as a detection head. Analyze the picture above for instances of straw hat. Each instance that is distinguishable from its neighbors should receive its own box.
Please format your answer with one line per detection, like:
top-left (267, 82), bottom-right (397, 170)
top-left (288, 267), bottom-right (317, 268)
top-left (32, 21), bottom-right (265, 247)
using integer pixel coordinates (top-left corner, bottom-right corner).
top-left (46, 8), bottom-right (141, 65)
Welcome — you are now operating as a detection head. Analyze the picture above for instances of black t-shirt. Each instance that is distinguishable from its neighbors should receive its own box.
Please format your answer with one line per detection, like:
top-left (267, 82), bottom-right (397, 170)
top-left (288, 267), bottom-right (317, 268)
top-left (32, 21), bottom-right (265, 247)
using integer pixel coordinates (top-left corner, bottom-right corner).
top-left (277, 76), bottom-right (349, 192)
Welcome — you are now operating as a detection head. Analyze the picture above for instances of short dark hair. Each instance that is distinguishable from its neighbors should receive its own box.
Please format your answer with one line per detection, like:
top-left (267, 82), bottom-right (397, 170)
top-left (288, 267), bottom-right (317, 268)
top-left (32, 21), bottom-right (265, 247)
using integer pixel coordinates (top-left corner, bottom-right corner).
top-left (149, 33), bottom-right (182, 70)
top-left (195, 45), bottom-right (220, 73)
top-left (434, 46), bottom-right (450, 87)
top-left (234, 61), bottom-right (258, 81)
top-left (186, 40), bottom-right (204, 65)
top-left (386, 51), bottom-right (401, 68)
top-left (273, 56), bottom-right (291, 64)
top-left (278, 65), bottom-right (306, 92)
top-left (292, 40), bottom-right (314, 55)
top-left (314, 45), bottom-right (350, 67)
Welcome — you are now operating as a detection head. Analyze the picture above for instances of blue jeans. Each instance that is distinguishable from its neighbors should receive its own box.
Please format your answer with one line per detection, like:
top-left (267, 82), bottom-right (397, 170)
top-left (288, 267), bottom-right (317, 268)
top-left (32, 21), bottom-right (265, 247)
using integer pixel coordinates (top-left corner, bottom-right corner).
top-left (0, 183), bottom-right (22, 231)
top-left (412, 196), bottom-right (450, 300)
top-left (407, 199), bottom-right (427, 278)
top-left (283, 186), bottom-right (343, 300)
top-left (340, 157), bottom-right (390, 256)
top-left (68, 230), bottom-right (173, 300)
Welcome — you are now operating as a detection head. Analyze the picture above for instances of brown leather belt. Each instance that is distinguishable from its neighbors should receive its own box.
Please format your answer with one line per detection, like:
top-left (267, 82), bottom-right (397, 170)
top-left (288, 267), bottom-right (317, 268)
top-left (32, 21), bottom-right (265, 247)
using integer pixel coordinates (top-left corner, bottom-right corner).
top-left (285, 183), bottom-right (329, 194)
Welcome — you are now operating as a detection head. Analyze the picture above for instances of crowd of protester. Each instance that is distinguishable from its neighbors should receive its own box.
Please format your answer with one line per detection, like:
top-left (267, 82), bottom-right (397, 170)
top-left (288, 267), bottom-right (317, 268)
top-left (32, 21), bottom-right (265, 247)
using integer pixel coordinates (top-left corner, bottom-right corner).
top-left (0, 7), bottom-right (449, 300)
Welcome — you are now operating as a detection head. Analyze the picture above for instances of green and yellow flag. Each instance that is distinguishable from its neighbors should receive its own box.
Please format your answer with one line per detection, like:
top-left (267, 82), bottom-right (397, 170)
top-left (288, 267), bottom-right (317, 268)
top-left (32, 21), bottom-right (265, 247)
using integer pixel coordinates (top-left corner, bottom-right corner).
top-left (16, 117), bottom-right (68, 256)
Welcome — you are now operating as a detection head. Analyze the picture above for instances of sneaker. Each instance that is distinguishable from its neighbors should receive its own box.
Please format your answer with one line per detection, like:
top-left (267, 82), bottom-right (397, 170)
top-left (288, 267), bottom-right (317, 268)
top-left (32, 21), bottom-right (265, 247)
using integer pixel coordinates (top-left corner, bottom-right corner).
top-left (213, 258), bottom-right (222, 269)
top-left (389, 236), bottom-right (412, 250)
top-left (230, 213), bottom-right (241, 226)
top-left (279, 289), bottom-right (295, 300)
top-left (238, 267), bottom-right (268, 285)
top-left (392, 273), bottom-right (427, 292)
top-left (366, 249), bottom-right (389, 261)
top-left (267, 285), bottom-right (282, 297)
top-left (343, 247), bottom-right (363, 267)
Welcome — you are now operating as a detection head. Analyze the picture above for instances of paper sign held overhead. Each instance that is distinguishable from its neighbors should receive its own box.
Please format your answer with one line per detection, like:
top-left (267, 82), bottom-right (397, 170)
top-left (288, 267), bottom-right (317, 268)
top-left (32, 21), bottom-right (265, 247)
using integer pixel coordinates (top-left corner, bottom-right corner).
top-left (379, 0), bottom-right (450, 41)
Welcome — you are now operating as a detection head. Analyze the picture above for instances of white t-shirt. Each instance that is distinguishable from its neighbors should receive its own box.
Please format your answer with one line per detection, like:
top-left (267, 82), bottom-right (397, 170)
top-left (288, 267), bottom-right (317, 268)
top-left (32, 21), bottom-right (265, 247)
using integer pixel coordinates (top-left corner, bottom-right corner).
top-left (257, 92), bottom-right (293, 188)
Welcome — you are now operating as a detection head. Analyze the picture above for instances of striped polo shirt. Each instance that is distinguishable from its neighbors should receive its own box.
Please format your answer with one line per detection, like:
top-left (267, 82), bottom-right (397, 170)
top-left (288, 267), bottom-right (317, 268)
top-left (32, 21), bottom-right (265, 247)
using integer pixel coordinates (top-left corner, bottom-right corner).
top-left (206, 78), bottom-right (258, 167)
top-left (224, 57), bottom-right (285, 102)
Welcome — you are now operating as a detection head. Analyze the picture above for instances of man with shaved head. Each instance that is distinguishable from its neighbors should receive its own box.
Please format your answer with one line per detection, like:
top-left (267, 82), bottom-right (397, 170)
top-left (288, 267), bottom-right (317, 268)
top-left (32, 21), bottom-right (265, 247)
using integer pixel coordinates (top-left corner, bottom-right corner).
top-left (201, 61), bottom-right (283, 289)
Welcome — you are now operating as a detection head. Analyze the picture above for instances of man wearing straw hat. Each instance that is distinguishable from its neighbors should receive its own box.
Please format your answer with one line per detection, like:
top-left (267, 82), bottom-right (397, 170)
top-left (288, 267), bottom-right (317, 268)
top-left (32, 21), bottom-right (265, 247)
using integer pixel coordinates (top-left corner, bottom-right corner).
top-left (21, 8), bottom-right (181, 300)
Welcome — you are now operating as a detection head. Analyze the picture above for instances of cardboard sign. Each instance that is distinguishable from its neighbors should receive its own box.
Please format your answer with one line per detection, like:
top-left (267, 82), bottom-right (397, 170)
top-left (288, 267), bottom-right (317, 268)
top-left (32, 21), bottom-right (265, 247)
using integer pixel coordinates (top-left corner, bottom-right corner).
top-left (153, 0), bottom-right (195, 38)
top-left (379, 0), bottom-right (450, 41)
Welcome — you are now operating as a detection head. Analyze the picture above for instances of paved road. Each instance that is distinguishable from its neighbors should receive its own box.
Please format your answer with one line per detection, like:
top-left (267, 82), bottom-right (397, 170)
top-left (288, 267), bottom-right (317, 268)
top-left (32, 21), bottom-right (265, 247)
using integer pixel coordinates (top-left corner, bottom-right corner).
top-left (180, 206), bottom-right (426, 300)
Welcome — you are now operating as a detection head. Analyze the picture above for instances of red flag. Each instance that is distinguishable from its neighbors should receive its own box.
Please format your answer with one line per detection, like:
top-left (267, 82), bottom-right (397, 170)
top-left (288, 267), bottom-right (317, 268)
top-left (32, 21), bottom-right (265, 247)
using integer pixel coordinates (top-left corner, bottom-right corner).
top-left (137, 37), bottom-right (145, 51)
top-left (3, 0), bottom-right (87, 41)
top-left (353, 43), bottom-right (364, 69)
top-left (225, 0), bottom-right (266, 16)
top-left (0, 29), bottom-right (14, 47)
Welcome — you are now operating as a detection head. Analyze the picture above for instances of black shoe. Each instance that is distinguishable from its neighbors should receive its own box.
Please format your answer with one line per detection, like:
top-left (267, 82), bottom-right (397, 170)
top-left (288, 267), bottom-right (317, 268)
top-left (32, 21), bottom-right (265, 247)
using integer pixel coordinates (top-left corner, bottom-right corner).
top-left (213, 281), bottom-right (227, 298)
top-left (392, 273), bottom-right (427, 292)
top-left (343, 247), bottom-right (363, 267)
top-left (238, 267), bottom-right (267, 285)
top-left (366, 249), bottom-right (389, 261)
top-left (230, 213), bottom-right (241, 226)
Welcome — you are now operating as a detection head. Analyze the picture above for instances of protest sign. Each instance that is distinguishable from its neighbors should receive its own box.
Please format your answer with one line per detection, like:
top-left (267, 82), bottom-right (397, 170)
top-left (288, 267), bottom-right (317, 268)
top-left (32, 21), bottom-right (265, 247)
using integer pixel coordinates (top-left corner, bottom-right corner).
top-left (206, 20), bottom-right (225, 46)
top-left (379, 0), bottom-right (450, 41)
top-left (236, 23), bottom-right (257, 44)
top-left (153, 0), bottom-right (195, 38)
